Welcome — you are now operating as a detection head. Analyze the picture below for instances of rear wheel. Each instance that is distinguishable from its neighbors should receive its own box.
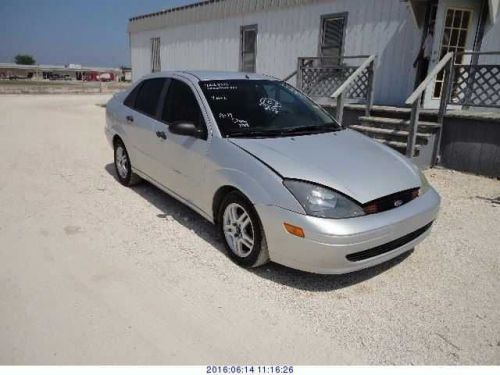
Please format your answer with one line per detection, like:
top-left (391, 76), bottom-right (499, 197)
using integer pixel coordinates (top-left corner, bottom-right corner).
top-left (114, 139), bottom-right (141, 186)
top-left (218, 191), bottom-right (269, 268)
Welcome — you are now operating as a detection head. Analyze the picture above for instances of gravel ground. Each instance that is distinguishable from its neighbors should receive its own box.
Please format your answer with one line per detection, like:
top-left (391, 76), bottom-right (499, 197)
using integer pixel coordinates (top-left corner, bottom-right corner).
top-left (0, 95), bottom-right (499, 365)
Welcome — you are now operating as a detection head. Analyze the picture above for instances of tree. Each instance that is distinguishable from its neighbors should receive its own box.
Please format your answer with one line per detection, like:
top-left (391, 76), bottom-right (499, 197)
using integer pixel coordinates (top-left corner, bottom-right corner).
top-left (15, 54), bottom-right (36, 65)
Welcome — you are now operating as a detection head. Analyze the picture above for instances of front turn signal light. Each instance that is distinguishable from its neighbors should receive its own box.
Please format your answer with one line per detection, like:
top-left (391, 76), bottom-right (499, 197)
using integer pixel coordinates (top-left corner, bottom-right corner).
top-left (284, 223), bottom-right (305, 238)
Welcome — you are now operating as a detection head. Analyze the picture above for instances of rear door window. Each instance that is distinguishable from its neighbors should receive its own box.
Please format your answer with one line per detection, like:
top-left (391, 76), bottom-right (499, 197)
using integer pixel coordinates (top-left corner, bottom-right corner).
top-left (123, 83), bottom-right (142, 108)
top-left (134, 78), bottom-right (166, 117)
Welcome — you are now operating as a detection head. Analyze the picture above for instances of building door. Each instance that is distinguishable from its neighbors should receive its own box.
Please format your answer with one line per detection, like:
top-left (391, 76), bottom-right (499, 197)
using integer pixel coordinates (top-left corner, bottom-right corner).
top-left (240, 25), bottom-right (257, 73)
top-left (423, 0), bottom-right (481, 109)
top-left (319, 13), bottom-right (347, 65)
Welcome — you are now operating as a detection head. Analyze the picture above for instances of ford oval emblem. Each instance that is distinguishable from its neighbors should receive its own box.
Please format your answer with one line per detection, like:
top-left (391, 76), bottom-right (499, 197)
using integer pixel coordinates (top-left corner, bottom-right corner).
top-left (394, 199), bottom-right (404, 207)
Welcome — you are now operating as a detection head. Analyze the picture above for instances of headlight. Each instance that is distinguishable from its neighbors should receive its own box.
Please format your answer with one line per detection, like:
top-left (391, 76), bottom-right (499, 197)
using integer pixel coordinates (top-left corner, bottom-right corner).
top-left (283, 180), bottom-right (365, 219)
top-left (418, 169), bottom-right (431, 194)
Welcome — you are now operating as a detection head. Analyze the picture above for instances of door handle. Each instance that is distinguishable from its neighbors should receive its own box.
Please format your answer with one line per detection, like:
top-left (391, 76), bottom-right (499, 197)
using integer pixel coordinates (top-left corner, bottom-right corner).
top-left (156, 131), bottom-right (167, 140)
top-left (126, 115), bottom-right (134, 123)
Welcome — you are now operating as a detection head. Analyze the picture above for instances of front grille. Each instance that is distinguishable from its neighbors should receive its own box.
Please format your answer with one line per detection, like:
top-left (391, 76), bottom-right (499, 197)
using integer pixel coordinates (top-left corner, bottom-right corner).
top-left (346, 222), bottom-right (433, 262)
top-left (363, 188), bottom-right (419, 215)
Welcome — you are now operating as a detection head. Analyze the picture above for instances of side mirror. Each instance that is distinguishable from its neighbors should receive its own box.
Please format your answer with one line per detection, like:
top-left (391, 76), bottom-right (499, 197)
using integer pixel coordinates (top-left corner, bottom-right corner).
top-left (169, 122), bottom-right (202, 137)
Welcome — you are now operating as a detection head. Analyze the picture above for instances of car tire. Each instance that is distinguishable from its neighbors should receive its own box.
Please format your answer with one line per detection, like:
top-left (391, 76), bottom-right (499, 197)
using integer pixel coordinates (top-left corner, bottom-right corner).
top-left (114, 139), bottom-right (141, 186)
top-left (218, 191), bottom-right (270, 268)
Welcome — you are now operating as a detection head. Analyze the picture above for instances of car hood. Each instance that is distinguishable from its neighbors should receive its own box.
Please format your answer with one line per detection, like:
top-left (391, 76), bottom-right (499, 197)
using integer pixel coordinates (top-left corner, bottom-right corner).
top-left (229, 129), bottom-right (421, 204)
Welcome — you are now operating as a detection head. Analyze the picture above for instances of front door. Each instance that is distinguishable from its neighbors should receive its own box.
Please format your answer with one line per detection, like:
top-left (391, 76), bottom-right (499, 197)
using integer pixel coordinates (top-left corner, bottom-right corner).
top-left (423, 0), bottom-right (481, 109)
top-left (151, 77), bottom-right (210, 210)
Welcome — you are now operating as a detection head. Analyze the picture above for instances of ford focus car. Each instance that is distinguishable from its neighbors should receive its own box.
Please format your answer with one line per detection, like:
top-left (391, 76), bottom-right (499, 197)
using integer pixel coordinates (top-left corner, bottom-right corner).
top-left (105, 71), bottom-right (440, 274)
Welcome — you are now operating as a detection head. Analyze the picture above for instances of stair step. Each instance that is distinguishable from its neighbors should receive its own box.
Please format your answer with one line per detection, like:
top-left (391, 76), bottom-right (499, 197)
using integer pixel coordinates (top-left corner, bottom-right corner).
top-left (350, 125), bottom-right (431, 139)
top-left (374, 138), bottom-right (421, 151)
top-left (358, 116), bottom-right (441, 130)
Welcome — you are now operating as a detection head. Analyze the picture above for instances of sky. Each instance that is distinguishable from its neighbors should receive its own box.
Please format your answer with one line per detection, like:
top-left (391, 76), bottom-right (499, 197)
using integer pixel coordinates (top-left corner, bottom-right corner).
top-left (0, 0), bottom-right (198, 67)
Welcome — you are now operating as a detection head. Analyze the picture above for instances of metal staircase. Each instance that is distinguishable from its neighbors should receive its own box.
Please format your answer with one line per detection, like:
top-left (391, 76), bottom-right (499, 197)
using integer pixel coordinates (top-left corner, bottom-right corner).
top-left (282, 49), bottom-right (500, 175)
top-left (349, 115), bottom-right (441, 167)
top-left (343, 52), bottom-right (454, 168)
top-left (297, 53), bottom-right (444, 167)
top-left (285, 50), bottom-right (500, 169)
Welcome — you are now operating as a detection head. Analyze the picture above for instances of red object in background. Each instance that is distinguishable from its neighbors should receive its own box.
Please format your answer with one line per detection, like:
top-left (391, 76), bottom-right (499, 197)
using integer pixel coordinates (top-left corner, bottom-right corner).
top-left (83, 71), bottom-right (99, 81)
top-left (83, 71), bottom-right (115, 82)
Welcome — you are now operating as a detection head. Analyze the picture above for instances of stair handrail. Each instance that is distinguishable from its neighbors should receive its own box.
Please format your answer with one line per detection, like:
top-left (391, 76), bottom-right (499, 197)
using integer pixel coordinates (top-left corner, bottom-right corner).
top-left (330, 54), bottom-right (376, 124)
top-left (283, 70), bottom-right (297, 83)
top-left (406, 52), bottom-right (454, 105)
top-left (405, 51), bottom-right (454, 161)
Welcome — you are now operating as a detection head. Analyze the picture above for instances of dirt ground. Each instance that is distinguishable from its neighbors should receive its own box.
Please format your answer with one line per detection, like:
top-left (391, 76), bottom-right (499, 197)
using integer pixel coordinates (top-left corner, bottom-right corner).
top-left (0, 95), bottom-right (499, 365)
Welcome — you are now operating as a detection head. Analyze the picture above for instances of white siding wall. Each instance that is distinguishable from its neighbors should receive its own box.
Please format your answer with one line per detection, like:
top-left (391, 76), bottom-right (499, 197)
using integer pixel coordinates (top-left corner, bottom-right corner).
top-left (480, 18), bottom-right (500, 64)
top-left (130, 0), bottom-right (422, 105)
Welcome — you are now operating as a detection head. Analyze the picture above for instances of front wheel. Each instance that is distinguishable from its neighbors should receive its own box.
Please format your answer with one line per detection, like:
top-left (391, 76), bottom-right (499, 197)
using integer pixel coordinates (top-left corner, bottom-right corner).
top-left (218, 191), bottom-right (269, 268)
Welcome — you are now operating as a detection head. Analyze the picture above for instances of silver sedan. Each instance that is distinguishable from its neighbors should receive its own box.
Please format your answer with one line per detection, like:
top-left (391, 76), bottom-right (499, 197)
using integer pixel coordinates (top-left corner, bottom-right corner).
top-left (105, 71), bottom-right (440, 274)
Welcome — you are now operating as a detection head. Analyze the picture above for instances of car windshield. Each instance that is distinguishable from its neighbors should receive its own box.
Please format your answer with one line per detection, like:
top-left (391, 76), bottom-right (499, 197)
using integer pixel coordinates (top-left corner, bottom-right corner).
top-left (199, 79), bottom-right (341, 138)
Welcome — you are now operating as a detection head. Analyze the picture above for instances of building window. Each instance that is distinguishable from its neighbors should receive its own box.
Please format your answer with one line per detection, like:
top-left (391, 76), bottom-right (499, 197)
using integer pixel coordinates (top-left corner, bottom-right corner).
top-left (151, 37), bottom-right (161, 73)
top-left (319, 13), bottom-right (347, 65)
top-left (240, 25), bottom-right (257, 73)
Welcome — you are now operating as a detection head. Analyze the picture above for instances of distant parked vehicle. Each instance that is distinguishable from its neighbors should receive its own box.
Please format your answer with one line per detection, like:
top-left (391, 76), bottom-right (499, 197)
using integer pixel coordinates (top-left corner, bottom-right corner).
top-left (99, 72), bottom-right (114, 82)
top-left (48, 73), bottom-right (63, 81)
top-left (83, 71), bottom-right (115, 82)
top-left (105, 71), bottom-right (440, 274)
top-left (8, 74), bottom-right (32, 80)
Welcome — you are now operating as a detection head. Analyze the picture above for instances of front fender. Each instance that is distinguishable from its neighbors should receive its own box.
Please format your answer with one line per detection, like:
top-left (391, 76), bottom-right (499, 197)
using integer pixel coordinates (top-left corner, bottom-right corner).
top-left (202, 138), bottom-right (305, 221)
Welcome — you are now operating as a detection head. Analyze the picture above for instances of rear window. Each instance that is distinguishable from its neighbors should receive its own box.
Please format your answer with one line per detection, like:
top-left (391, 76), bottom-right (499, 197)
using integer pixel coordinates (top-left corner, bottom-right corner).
top-left (133, 78), bottom-right (165, 117)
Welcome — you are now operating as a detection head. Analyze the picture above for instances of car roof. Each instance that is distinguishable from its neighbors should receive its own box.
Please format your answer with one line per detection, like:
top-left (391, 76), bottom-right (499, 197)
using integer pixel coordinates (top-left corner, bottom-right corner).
top-left (140, 70), bottom-right (279, 82)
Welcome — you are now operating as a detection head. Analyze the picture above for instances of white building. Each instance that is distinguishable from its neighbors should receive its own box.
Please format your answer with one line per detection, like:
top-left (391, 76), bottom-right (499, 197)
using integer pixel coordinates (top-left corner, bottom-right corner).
top-left (128, 0), bottom-right (500, 107)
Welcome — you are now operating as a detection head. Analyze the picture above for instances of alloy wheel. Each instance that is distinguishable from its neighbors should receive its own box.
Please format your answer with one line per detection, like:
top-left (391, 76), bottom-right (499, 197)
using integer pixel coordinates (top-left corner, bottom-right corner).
top-left (115, 145), bottom-right (129, 179)
top-left (222, 203), bottom-right (255, 258)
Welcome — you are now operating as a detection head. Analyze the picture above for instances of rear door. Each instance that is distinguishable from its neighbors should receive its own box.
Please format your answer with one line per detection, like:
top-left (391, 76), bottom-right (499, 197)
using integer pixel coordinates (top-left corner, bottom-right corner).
top-left (123, 77), bottom-right (167, 177)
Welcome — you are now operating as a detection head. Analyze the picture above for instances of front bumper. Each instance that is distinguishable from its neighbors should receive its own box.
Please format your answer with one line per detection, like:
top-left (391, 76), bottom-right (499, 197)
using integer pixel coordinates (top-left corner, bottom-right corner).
top-left (255, 187), bottom-right (440, 274)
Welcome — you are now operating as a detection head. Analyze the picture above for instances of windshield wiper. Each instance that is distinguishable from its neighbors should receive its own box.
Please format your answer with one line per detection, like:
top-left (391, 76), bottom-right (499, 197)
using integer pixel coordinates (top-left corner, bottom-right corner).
top-left (227, 123), bottom-right (341, 138)
top-left (279, 123), bottom-right (342, 135)
top-left (227, 129), bottom-right (288, 138)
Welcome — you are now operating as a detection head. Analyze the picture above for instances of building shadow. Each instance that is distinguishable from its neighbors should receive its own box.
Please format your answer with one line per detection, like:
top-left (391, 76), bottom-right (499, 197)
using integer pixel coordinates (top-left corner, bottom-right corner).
top-left (104, 163), bottom-right (413, 292)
